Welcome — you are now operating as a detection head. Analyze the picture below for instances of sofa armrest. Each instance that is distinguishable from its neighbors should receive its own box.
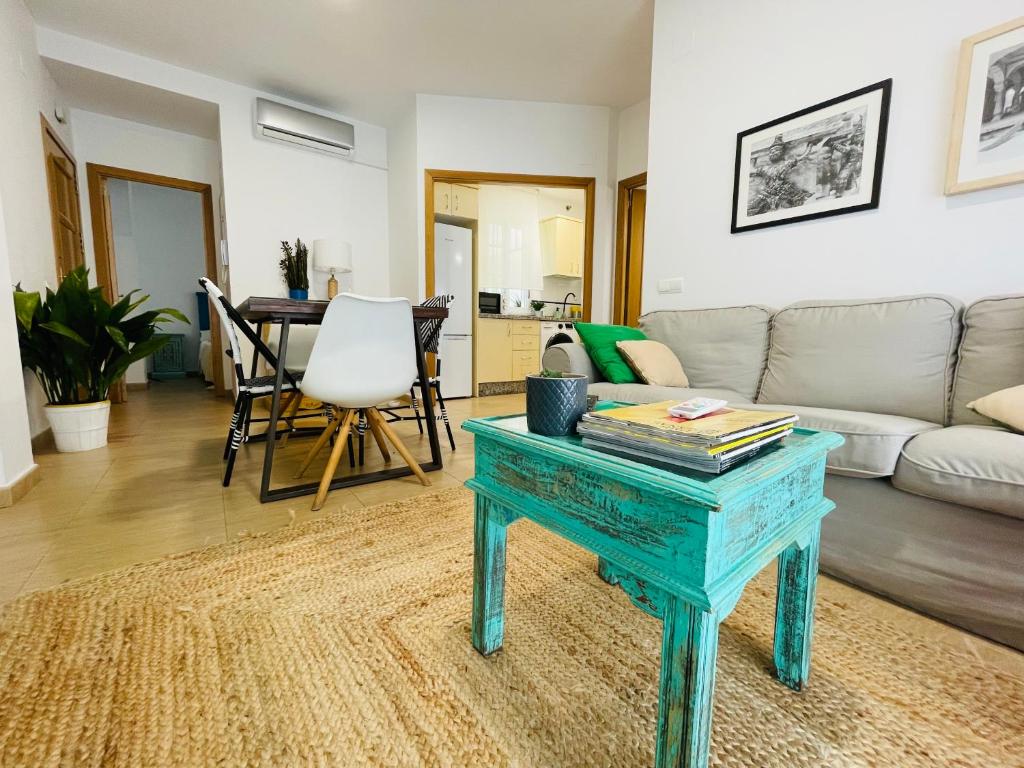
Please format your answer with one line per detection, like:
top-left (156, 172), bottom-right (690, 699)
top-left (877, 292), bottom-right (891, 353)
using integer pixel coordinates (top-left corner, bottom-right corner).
top-left (541, 343), bottom-right (604, 382)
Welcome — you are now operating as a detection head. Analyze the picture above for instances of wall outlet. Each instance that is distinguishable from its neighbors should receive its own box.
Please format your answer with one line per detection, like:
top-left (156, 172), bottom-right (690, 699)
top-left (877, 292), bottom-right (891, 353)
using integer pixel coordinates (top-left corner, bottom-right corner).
top-left (658, 278), bottom-right (684, 294)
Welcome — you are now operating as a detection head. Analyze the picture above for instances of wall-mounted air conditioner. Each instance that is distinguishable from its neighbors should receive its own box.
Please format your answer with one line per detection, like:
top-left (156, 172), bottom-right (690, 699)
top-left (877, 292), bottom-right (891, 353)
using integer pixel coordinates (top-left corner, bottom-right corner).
top-left (255, 97), bottom-right (355, 158)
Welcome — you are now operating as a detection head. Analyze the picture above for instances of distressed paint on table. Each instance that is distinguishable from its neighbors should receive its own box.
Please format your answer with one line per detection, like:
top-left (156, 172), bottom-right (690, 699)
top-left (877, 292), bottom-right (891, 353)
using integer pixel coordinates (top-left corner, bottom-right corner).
top-left (463, 413), bottom-right (843, 768)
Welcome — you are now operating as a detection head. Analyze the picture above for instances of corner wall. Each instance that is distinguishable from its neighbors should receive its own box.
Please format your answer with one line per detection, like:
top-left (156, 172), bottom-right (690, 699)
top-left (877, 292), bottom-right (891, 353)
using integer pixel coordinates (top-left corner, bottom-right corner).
top-left (0, 0), bottom-right (74, 473)
top-left (643, 0), bottom-right (1024, 312)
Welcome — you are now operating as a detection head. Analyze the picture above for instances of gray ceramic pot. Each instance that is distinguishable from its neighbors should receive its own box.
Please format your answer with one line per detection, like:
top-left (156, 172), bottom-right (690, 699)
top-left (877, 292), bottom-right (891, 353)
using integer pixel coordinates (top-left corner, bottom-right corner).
top-left (525, 374), bottom-right (589, 436)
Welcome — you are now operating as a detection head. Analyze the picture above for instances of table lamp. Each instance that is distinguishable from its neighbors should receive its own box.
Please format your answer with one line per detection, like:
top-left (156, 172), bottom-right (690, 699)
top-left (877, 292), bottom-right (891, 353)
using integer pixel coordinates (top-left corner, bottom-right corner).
top-left (312, 239), bottom-right (353, 299)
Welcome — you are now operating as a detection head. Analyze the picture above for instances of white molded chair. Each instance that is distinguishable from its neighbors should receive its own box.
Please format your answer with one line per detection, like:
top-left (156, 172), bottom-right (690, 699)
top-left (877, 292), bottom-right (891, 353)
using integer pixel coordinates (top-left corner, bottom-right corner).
top-left (297, 293), bottom-right (432, 509)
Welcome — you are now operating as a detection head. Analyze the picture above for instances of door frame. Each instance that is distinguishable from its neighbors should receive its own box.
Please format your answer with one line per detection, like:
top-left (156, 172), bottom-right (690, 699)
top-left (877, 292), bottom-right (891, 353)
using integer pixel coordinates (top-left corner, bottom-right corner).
top-left (40, 114), bottom-right (86, 282)
top-left (85, 163), bottom-right (226, 398)
top-left (424, 169), bottom-right (596, 321)
top-left (612, 171), bottom-right (647, 326)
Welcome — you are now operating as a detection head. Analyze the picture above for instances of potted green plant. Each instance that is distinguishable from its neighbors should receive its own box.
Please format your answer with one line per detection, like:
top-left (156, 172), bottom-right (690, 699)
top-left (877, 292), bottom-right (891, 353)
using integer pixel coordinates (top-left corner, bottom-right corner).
top-left (13, 266), bottom-right (188, 452)
top-left (525, 369), bottom-right (589, 436)
top-left (280, 238), bottom-right (309, 300)
top-left (530, 299), bottom-right (546, 317)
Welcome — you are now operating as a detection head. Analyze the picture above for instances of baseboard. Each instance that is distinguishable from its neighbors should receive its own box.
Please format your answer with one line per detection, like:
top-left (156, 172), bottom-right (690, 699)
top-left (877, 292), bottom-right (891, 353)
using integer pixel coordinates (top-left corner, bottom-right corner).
top-left (0, 464), bottom-right (41, 508)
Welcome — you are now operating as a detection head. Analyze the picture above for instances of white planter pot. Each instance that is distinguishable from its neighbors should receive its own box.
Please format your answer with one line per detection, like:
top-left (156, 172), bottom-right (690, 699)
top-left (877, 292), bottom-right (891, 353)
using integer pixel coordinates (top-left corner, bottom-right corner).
top-left (44, 400), bottom-right (111, 453)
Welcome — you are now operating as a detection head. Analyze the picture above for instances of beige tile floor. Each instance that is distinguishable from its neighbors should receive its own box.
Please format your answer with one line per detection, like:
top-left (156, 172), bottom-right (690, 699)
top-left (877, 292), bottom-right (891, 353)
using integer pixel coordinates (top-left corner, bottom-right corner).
top-left (3, 379), bottom-right (1021, 677)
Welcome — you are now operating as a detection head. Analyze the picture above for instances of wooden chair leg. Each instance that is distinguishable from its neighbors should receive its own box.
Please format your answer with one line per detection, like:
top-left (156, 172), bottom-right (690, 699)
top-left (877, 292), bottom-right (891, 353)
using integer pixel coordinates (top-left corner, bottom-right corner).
top-left (296, 406), bottom-right (342, 478)
top-left (279, 391), bottom-right (304, 448)
top-left (366, 411), bottom-right (391, 462)
top-left (312, 410), bottom-right (356, 511)
top-left (367, 408), bottom-right (431, 487)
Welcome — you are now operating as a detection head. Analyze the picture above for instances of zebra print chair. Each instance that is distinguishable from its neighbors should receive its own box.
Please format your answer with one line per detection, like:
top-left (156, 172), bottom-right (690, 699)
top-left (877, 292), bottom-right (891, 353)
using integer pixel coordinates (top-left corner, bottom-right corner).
top-left (381, 294), bottom-right (456, 451)
top-left (199, 278), bottom-right (305, 486)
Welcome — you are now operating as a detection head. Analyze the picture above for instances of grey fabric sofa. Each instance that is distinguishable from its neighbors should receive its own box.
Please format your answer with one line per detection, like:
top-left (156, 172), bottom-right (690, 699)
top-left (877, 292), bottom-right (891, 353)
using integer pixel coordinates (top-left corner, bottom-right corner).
top-left (543, 294), bottom-right (1024, 650)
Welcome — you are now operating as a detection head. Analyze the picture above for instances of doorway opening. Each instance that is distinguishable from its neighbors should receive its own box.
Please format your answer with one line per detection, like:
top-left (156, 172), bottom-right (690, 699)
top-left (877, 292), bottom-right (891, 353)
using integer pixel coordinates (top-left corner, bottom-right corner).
top-left (613, 171), bottom-right (647, 327)
top-left (86, 164), bottom-right (225, 402)
top-left (424, 170), bottom-right (595, 397)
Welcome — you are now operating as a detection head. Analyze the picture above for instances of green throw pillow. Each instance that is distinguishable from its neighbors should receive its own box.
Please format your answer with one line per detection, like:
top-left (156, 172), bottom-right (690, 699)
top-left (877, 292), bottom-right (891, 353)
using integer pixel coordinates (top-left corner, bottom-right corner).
top-left (574, 322), bottom-right (646, 383)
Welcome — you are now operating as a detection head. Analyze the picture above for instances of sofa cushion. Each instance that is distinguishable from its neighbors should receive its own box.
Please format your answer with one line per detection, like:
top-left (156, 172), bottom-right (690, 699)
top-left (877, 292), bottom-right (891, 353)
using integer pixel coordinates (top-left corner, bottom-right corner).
top-left (968, 385), bottom-right (1024, 433)
top-left (615, 340), bottom-right (689, 387)
top-left (893, 425), bottom-right (1024, 521)
top-left (950, 295), bottom-right (1024, 426)
top-left (744, 403), bottom-right (940, 478)
top-left (757, 295), bottom-right (962, 424)
top-left (639, 305), bottom-right (772, 401)
top-left (588, 382), bottom-right (751, 406)
top-left (574, 322), bottom-right (646, 383)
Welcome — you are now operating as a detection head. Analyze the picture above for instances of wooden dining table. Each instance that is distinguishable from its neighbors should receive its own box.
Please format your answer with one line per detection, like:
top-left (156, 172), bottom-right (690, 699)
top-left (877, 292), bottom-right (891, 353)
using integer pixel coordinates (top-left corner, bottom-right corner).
top-left (236, 296), bottom-right (448, 503)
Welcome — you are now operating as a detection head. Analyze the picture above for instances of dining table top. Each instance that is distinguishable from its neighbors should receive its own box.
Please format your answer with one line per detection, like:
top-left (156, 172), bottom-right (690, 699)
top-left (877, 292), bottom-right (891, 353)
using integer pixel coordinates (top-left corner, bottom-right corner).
top-left (236, 296), bottom-right (449, 324)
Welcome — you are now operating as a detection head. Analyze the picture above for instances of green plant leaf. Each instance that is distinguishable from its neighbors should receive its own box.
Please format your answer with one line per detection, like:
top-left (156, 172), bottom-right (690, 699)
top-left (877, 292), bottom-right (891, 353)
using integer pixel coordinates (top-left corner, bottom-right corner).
top-left (151, 307), bottom-right (191, 324)
top-left (13, 290), bottom-right (40, 332)
top-left (105, 324), bottom-right (129, 351)
top-left (40, 320), bottom-right (89, 347)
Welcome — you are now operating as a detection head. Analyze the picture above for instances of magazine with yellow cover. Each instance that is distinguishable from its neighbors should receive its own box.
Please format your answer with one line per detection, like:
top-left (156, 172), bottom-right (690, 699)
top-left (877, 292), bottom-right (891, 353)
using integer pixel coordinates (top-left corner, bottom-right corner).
top-left (584, 401), bottom-right (797, 443)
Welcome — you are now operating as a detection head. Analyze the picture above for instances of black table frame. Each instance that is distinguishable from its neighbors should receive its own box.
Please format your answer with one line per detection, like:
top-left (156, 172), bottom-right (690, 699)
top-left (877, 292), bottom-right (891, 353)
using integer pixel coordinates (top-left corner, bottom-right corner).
top-left (237, 298), bottom-right (445, 503)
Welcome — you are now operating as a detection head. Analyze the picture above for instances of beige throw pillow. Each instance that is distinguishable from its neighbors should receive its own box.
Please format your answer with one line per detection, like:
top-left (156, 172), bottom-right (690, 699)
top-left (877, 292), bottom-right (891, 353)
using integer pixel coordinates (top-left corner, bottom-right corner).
top-left (967, 385), bottom-right (1024, 433)
top-left (615, 340), bottom-right (689, 387)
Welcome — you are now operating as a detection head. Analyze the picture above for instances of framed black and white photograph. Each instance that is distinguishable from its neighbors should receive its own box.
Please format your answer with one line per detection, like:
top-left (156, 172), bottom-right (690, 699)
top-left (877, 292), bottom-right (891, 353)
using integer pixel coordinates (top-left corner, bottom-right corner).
top-left (731, 79), bottom-right (892, 233)
top-left (946, 17), bottom-right (1024, 195)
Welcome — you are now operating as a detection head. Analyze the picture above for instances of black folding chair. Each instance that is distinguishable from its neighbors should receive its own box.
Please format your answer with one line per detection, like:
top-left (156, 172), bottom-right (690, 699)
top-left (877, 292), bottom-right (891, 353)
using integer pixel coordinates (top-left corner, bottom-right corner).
top-left (199, 278), bottom-right (307, 486)
top-left (381, 295), bottom-right (456, 451)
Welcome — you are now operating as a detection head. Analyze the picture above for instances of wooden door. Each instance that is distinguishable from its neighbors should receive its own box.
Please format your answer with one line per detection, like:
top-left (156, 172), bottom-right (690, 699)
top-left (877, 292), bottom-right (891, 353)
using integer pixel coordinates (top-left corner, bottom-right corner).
top-left (624, 189), bottom-right (646, 327)
top-left (41, 118), bottom-right (85, 282)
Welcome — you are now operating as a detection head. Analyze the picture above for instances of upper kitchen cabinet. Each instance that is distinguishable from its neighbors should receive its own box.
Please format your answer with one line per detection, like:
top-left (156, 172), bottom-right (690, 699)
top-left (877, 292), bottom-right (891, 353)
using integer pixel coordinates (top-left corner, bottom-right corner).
top-left (434, 182), bottom-right (479, 219)
top-left (540, 215), bottom-right (583, 278)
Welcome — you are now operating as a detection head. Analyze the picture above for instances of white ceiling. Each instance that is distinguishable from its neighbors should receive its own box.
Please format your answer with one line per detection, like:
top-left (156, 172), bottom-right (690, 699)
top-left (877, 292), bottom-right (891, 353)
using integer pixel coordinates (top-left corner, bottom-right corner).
top-left (43, 59), bottom-right (220, 140)
top-left (26, 0), bottom-right (654, 125)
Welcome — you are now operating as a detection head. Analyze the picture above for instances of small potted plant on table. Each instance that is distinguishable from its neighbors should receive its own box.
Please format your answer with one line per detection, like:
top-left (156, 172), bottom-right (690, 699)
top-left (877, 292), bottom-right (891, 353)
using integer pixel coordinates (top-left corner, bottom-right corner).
top-left (280, 238), bottom-right (309, 300)
top-left (525, 369), bottom-right (589, 436)
top-left (530, 299), bottom-right (546, 317)
top-left (14, 266), bottom-right (188, 452)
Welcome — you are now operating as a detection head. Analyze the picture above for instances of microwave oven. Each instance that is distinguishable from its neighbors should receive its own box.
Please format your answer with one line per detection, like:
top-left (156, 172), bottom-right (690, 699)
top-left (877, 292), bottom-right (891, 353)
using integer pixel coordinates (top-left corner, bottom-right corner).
top-left (478, 291), bottom-right (501, 314)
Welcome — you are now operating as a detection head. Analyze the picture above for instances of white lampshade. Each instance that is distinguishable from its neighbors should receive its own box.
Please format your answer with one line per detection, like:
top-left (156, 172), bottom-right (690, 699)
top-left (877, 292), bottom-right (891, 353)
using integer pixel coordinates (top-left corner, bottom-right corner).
top-left (313, 239), bottom-right (353, 274)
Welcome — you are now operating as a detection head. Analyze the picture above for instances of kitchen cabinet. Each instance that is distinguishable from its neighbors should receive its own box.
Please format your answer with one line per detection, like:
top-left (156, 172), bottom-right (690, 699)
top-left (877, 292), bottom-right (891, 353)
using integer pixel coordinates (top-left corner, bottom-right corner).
top-left (477, 318), bottom-right (513, 383)
top-left (540, 215), bottom-right (584, 278)
top-left (434, 182), bottom-right (479, 219)
top-left (476, 318), bottom-right (540, 384)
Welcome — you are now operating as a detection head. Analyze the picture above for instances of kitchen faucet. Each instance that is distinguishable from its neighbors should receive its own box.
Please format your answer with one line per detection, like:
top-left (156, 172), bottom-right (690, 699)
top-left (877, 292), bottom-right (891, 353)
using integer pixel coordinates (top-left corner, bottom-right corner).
top-left (558, 292), bottom-right (577, 318)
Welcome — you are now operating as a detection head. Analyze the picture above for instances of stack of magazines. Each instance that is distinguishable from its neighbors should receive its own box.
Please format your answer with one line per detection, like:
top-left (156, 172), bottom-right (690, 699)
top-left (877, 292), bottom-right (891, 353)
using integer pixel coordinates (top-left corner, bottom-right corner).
top-left (577, 401), bottom-right (798, 474)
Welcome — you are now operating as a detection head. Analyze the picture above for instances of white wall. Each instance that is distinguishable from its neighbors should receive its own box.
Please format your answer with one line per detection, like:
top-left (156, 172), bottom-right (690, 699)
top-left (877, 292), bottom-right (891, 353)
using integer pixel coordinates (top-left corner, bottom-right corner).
top-left (387, 101), bottom-right (419, 302)
top-left (107, 180), bottom-right (206, 380)
top-left (0, 188), bottom-right (37, 489)
top-left (0, 0), bottom-right (75, 461)
top-left (644, 0), bottom-right (1024, 313)
top-left (37, 28), bottom-right (391, 310)
top-left (69, 109), bottom-right (223, 276)
top-left (413, 94), bottom-right (615, 321)
top-left (616, 99), bottom-right (650, 181)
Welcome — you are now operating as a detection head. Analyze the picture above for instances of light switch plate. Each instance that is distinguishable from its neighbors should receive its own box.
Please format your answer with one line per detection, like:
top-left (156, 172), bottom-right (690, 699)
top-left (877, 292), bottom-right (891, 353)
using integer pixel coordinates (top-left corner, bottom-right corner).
top-left (658, 278), bottom-right (684, 294)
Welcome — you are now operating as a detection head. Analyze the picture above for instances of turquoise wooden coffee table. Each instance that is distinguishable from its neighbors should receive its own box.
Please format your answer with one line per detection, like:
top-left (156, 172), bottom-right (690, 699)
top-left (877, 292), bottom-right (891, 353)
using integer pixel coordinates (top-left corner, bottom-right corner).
top-left (462, 412), bottom-right (843, 768)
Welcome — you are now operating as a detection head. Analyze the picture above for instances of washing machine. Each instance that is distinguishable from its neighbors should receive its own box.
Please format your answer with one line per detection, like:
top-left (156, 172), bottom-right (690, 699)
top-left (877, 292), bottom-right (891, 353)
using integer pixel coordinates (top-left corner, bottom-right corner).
top-left (539, 321), bottom-right (580, 351)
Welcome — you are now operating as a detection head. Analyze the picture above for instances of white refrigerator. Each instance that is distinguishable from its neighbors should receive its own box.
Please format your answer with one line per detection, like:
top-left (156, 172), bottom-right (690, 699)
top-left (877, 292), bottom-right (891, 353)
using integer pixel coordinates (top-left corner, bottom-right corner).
top-left (433, 223), bottom-right (473, 398)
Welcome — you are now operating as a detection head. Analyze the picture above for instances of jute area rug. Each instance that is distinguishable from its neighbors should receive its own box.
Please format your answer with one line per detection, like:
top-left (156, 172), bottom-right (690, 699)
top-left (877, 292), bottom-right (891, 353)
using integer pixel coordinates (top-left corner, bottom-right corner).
top-left (0, 488), bottom-right (1020, 767)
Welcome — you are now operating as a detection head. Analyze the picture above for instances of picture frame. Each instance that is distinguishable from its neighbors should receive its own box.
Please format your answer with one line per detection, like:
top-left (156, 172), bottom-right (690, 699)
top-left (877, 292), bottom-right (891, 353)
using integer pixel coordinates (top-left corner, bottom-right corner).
top-left (945, 16), bottom-right (1024, 195)
top-left (731, 79), bottom-right (892, 233)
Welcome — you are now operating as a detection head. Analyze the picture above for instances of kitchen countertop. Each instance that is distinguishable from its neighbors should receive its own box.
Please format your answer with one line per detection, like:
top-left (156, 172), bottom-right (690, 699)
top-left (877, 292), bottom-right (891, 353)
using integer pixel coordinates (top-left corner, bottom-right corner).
top-left (477, 313), bottom-right (580, 321)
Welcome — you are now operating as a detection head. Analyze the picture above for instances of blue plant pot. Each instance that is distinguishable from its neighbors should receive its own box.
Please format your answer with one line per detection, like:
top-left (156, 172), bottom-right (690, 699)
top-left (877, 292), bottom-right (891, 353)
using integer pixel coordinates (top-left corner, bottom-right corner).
top-left (526, 374), bottom-right (589, 436)
top-left (288, 288), bottom-right (308, 301)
